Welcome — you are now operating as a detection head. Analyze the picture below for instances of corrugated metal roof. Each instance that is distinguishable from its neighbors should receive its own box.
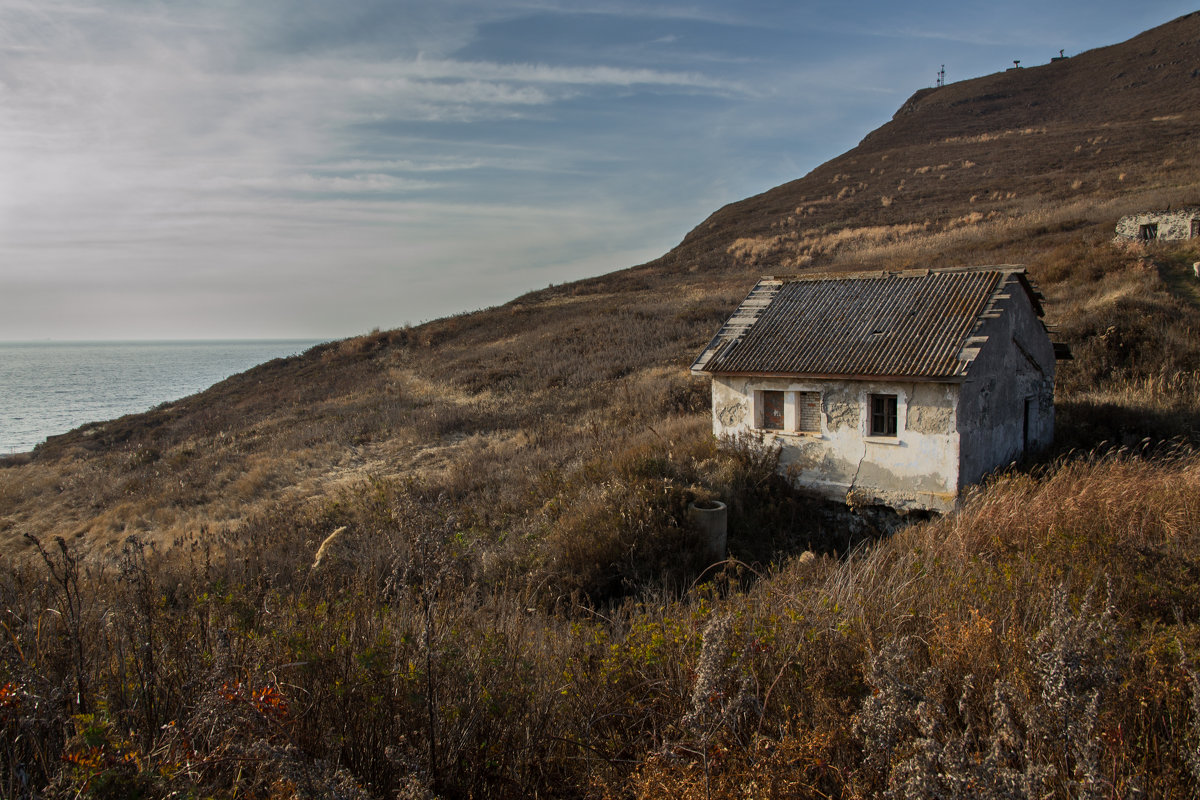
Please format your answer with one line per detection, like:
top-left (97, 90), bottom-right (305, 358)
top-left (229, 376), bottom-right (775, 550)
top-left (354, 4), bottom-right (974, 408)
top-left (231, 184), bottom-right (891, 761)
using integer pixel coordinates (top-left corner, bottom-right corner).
top-left (692, 266), bottom-right (1037, 380)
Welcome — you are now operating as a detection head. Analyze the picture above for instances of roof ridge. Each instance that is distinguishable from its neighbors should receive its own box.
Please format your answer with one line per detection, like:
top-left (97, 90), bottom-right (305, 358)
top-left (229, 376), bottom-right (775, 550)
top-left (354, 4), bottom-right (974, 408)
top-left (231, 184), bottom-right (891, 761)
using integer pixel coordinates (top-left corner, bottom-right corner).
top-left (765, 264), bottom-right (1025, 283)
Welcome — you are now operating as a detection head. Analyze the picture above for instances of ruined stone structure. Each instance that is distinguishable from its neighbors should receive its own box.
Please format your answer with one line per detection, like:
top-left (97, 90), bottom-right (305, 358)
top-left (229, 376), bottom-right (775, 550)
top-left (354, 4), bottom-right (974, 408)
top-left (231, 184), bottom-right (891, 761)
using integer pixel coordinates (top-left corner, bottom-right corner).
top-left (691, 267), bottom-right (1065, 513)
top-left (1115, 208), bottom-right (1200, 242)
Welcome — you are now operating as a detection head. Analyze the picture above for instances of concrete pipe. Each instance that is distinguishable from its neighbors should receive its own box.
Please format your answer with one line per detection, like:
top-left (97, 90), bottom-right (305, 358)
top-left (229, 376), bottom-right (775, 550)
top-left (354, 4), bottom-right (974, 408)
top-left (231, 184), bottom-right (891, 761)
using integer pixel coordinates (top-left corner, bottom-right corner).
top-left (687, 500), bottom-right (728, 561)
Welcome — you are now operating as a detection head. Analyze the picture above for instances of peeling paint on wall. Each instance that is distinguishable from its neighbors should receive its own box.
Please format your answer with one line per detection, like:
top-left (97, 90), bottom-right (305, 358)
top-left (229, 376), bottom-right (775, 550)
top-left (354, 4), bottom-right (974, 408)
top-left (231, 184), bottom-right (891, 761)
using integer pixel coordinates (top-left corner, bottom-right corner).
top-left (712, 374), bottom-right (961, 512)
top-left (824, 387), bottom-right (859, 430)
top-left (906, 384), bottom-right (955, 433)
top-left (716, 401), bottom-right (746, 428)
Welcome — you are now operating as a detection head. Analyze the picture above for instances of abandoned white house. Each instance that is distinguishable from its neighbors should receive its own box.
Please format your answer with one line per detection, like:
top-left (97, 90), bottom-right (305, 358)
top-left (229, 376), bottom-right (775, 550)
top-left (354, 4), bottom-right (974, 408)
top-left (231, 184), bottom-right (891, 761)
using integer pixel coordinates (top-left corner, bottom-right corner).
top-left (691, 266), bottom-right (1065, 513)
top-left (1115, 208), bottom-right (1200, 242)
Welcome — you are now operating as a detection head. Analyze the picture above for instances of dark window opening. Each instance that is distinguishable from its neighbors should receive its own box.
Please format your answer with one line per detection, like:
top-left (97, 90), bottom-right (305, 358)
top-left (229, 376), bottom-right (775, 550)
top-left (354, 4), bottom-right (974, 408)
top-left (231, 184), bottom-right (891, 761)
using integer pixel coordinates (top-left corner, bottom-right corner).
top-left (870, 394), bottom-right (898, 437)
top-left (762, 391), bottom-right (785, 430)
top-left (1022, 397), bottom-right (1032, 454)
top-left (1139, 223), bottom-right (1158, 241)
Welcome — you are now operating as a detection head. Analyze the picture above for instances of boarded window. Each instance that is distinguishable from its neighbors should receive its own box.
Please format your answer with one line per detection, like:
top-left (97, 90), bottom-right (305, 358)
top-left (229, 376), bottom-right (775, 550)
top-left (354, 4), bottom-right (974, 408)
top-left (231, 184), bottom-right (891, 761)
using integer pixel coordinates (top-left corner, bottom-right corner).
top-left (1139, 223), bottom-right (1158, 241)
top-left (761, 391), bottom-right (785, 430)
top-left (869, 394), bottom-right (898, 437)
top-left (797, 391), bottom-right (821, 433)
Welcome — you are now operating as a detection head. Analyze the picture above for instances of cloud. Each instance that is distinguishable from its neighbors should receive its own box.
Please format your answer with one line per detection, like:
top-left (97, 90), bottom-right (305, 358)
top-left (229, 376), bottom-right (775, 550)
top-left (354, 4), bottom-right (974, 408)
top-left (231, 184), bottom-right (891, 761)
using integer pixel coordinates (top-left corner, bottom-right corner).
top-left (0, 0), bottom-right (876, 340)
top-left (0, 0), bottom-right (755, 245)
top-left (326, 157), bottom-right (487, 172)
top-left (201, 173), bottom-right (443, 195)
top-left (393, 56), bottom-right (745, 91)
top-left (1, 0), bottom-right (1184, 341)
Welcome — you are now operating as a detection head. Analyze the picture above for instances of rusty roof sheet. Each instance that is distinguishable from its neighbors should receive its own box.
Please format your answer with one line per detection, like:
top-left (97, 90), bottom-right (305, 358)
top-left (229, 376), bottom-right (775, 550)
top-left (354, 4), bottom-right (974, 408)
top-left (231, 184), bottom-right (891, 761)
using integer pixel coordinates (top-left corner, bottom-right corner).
top-left (692, 266), bottom-right (1038, 380)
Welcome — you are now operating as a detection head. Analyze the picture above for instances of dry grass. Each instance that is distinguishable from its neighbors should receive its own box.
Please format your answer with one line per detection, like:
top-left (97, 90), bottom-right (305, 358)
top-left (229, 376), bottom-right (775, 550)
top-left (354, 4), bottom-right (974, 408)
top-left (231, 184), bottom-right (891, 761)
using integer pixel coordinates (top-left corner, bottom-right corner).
top-left (5, 446), bottom-right (1200, 798)
top-left (942, 126), bottom-right (1048, 144)
top-left (6, 16), bottom-right (1200, 795)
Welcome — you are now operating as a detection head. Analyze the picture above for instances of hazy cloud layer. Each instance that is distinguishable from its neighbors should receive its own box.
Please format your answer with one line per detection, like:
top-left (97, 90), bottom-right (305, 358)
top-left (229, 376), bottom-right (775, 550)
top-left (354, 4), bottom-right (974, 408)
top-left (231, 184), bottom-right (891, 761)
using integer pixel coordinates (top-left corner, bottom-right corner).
top-left (0, 0), bottom-right (1193, 339)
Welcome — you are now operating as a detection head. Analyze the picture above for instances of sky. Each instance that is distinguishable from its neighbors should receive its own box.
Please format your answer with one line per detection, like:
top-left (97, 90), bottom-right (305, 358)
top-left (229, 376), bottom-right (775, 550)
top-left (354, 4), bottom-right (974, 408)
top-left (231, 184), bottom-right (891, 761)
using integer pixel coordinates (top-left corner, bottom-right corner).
top-left (0, 1), bottom-right (1194, 341)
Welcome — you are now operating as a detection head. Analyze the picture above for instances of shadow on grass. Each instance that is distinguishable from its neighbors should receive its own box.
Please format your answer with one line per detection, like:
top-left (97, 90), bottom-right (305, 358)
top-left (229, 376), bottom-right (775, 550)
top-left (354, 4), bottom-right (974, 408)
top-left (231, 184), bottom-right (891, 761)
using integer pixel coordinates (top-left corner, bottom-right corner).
top-left (1054, 396), bottom-right (1200, 453)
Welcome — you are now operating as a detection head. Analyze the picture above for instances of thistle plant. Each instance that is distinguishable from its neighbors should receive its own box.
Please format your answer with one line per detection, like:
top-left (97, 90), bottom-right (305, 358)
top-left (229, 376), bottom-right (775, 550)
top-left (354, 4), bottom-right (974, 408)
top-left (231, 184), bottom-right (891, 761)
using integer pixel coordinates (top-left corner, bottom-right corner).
top-left (856, 579), bottom-right (1122, 799)
top-left (1028, 581), bottom-right (1118, 799)
top-left (671, 612), bottom-right (759, 797)
top-left (1182, 657), bottom-right (1200, 786)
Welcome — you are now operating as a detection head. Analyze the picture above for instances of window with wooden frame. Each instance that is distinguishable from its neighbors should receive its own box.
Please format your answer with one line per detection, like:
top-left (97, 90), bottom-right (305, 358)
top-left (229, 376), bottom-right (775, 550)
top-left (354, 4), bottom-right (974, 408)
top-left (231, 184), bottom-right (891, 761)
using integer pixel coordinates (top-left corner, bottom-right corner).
top-left (761, 390), bottom-right (785, 430)
top-left (869, 394), bottom-right (898, 437)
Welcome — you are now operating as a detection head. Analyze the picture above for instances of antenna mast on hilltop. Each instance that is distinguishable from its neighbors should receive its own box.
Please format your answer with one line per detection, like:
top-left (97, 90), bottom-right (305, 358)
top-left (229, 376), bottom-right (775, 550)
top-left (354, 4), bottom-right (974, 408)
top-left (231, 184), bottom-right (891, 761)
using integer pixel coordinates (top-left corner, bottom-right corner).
top-left (936, 64), bottom-right (945, 88)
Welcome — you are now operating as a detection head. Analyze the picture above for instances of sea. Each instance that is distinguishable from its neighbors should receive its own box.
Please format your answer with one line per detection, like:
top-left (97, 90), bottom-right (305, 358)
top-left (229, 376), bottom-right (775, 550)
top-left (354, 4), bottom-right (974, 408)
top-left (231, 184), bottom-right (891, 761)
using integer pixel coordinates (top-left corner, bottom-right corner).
top-left (0, 340), bottom-right (322, 455)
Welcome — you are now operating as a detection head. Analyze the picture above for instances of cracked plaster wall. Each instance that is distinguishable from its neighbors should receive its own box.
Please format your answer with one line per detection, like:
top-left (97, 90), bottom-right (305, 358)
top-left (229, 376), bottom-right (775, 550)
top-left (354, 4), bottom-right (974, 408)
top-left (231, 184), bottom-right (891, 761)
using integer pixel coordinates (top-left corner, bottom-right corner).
top-left (710, 375), bottom-right (959, 512)
top-left (956, 277), bottom-right (1056, 486)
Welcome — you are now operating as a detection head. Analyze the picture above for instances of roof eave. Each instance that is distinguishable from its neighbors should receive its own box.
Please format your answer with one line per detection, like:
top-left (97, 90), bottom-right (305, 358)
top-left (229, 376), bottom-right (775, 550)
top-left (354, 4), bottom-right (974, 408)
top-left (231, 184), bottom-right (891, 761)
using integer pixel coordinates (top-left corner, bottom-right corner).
top-left (702, 369), bottom-right (968, 384)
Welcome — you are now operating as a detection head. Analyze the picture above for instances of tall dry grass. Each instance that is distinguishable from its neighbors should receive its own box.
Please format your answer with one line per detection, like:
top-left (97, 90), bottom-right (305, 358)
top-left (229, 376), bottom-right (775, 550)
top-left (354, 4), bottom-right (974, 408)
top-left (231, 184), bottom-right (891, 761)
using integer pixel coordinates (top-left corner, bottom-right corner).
top-left (5, 446), bottom-right (1200, 798)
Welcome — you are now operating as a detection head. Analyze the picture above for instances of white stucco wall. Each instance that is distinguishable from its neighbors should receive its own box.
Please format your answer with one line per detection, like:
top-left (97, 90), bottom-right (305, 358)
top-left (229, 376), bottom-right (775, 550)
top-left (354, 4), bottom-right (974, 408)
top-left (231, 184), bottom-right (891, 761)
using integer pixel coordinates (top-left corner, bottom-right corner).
top-left (711, 375), bottom-right (961, 512)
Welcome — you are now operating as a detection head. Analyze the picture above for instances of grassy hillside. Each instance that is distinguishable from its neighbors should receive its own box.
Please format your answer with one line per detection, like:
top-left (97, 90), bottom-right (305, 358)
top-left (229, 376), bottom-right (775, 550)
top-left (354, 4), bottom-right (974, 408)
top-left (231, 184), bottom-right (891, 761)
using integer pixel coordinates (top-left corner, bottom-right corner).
top-left (669, 10), bottom-right (1200, 275)
top-left (3, 11), bottom-right (1200, 800)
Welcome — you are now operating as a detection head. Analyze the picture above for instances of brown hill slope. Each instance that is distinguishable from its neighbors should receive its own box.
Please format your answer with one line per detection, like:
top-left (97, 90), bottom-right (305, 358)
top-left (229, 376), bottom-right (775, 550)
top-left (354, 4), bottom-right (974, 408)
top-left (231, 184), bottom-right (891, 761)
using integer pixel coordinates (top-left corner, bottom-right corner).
top-left (3, 12), bottom-right (1200, 561)
top-left (666, 9), bottom-right (1200, 274)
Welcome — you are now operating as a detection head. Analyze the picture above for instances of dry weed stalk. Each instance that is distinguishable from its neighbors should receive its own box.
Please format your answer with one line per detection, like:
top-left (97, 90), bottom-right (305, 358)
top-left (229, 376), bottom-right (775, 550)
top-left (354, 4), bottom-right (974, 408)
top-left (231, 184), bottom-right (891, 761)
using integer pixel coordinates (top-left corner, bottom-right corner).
top-left (855, 579), bottom-right (1123, 799)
